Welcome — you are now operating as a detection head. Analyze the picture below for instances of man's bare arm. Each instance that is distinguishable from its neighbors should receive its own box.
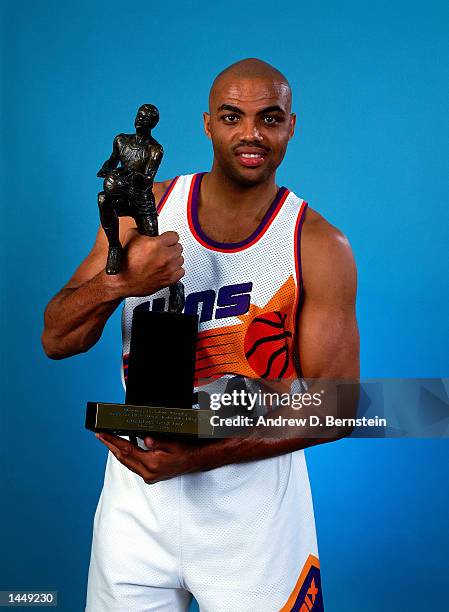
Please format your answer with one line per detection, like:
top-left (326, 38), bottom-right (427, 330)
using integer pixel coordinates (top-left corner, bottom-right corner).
top-left (41, 225), bottom-right (129, 359)
top-left (41, 180), bottom-right (182, 359)
top-left (297, 210), bottom-right (359, 380)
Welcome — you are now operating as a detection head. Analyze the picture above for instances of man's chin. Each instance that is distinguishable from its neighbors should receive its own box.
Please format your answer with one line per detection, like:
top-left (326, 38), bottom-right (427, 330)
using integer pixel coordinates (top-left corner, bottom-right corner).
top-left (226, 163), bottom-right (274, 187)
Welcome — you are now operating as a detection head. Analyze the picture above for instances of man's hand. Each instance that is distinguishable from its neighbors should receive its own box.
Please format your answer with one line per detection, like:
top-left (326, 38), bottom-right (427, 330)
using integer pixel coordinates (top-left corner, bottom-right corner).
top-left (95, 432), bottom-right (322, 484)
top-left (115, 229), bottom-right (185, 298)
top-left (96, 433), bottom-right (203, 484)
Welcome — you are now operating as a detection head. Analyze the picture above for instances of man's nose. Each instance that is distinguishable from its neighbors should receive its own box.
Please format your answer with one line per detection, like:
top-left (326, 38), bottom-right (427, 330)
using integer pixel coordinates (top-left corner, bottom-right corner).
top-left (239, 118), bottom-right (263, 142)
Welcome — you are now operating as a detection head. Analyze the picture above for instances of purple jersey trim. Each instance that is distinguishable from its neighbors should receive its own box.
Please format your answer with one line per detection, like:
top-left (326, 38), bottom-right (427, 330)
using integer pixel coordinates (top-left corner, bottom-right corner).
top-left (190, 172), bottom-right (288, 250)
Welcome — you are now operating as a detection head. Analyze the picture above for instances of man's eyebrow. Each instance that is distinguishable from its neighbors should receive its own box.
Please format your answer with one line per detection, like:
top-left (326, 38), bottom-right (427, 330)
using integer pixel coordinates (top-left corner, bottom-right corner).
top-left (217, 104), bottom-right (287, 115)
top-left (217, 104), bottom-right (244, 114)
top-left (258, 105), bottom-right (286, 115)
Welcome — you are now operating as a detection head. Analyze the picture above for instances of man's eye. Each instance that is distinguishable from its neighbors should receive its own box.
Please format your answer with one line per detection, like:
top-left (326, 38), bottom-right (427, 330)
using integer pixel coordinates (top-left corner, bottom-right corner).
top-left (263, 116), bottom-right (279, 125)
top-left (223, 114), bottom-right (239, 123)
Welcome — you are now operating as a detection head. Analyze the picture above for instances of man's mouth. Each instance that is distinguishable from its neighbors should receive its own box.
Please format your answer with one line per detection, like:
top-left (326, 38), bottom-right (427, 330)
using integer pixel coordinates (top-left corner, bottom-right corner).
top-left (234, 148), bottom-right (268, 168)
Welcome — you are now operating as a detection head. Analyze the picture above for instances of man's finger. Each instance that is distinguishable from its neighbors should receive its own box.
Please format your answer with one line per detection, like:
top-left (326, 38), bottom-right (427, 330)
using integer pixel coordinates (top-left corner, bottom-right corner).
top-left (97, 433), bottom-right (155, 458)
top-left (96, 433), bottom-right (135, 454)
top-left (96, 434), bottom-right (128, 458)
top-left (96, 435), bottom-right (155, 481)
top-left (143, 436), bottom-right (156, 449)
top-left (142, 436), bottom-right (174, 451)
top-left (158, 231), bottom-right (180, 246)
top-left (143, 437), bottom-right (188, 454)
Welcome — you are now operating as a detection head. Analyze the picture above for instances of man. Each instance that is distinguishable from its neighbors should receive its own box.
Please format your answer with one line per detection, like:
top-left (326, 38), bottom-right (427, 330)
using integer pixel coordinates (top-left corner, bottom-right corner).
top-left (42, 58), bottom-right (359, 611)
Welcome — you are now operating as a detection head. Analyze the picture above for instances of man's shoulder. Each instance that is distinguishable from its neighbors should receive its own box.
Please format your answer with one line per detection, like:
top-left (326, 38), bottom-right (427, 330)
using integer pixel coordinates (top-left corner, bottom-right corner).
top-left (301, 206), bottom-right (355, 282)
top-left (153, 178), bottom-right (177, 205)
top-left (302, 206), bottom-right (351, 254)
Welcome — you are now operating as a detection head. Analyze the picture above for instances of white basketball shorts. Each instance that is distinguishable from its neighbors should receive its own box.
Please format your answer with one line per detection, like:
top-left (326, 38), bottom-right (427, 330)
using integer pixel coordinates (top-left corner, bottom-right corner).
top-left (86, 449), bottom-right (323, 611)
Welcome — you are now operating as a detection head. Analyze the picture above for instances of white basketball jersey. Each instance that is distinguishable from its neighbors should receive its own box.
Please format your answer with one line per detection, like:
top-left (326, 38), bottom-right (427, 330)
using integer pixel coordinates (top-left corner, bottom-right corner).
top-left (87, 173), bottom-right (322, 612)
top-left (121, 172), bottom-right (308, 387)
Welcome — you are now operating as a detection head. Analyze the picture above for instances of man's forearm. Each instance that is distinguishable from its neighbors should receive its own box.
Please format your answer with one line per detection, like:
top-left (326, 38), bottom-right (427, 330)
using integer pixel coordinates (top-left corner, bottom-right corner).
top-left (192, 379), bottom-right (359, 472)
top-left (42, 272), bottom-right (124, 359)
top-left (192, 434), bottom-right (331, 474)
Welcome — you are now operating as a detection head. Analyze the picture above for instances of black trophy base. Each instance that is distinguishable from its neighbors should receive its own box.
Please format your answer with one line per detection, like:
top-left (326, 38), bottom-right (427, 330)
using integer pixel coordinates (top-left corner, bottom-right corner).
top-left (85, 402), bottom-right (216, 438)
top-left (125, 310), bottom-right (198, 408)
top-left (86, 310), bottom-right (209, 440)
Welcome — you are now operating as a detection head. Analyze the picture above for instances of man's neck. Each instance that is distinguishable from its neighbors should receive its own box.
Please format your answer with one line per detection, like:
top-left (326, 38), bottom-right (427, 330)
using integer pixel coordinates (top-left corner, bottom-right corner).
top-left (201, 165), bottom-right (278, 219)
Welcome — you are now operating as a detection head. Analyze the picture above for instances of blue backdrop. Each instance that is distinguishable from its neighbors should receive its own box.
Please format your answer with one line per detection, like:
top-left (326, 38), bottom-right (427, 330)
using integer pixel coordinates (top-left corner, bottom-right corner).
top-left (1, 1), bottom-right (448, 610)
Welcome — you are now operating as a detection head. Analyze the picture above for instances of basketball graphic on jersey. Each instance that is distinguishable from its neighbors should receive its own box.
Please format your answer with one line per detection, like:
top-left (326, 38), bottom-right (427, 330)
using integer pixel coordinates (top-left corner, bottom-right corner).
top-left (243, 310), bottom-right (294, 378)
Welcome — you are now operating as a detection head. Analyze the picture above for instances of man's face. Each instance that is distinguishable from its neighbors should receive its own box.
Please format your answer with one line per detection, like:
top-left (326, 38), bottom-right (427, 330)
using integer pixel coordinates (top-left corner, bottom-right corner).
top-left (135, 107), bottom-right (158, 130)
top-left (204, 77), bottom-right (296, 185)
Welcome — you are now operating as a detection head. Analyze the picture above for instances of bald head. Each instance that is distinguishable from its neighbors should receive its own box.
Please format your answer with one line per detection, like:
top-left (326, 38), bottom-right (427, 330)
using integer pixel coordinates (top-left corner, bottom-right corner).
top-left (209, 58), bottom-right (292, 113)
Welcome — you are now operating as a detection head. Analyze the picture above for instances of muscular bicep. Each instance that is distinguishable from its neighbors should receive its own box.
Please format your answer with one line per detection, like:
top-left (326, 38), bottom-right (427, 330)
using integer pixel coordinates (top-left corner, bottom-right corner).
top-left (298, 218), bottom-right (359, 379)
top-left (298, 295), bottom-right (359, 379)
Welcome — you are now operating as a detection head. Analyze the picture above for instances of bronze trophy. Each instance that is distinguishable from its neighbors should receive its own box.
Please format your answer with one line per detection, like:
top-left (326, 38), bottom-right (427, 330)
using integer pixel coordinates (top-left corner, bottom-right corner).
top-left (85, 105), bottom-right (215, 442)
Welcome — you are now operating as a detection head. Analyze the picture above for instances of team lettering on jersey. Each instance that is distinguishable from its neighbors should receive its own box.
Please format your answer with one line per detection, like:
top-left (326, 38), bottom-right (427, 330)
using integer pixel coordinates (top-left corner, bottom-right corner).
top-left (134, 282), bottom-right (253, 322)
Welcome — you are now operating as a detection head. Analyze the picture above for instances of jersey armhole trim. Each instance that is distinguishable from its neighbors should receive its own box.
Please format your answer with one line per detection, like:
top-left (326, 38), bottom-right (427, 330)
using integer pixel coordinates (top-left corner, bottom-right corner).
top-left (292, 200), bottom-right (308, 377)
top-left (157, 176), bottom-right (180, 213)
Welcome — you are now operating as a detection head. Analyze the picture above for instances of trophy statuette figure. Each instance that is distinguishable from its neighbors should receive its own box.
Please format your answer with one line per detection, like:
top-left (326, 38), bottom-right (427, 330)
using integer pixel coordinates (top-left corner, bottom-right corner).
top-left (96, 103), bottom-right (183, 313)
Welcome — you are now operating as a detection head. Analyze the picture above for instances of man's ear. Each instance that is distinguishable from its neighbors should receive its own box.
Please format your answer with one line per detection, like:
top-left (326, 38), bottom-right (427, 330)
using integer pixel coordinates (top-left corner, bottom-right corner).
top-left (203, 112), bottom-right (212, 139)
top-left (289, 113), bottom-right (297, 140)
